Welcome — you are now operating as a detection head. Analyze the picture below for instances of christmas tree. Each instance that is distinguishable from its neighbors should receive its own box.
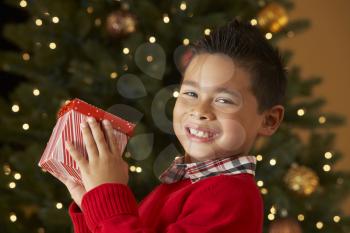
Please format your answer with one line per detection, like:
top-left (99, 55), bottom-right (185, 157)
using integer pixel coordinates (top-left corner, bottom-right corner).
top-left (1, 0), bottom-right (350, 232)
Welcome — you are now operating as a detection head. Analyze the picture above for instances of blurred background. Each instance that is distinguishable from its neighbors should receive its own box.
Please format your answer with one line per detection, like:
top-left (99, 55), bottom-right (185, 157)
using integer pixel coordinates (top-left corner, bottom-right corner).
top-left (0, 0), bottom-right (349, 233)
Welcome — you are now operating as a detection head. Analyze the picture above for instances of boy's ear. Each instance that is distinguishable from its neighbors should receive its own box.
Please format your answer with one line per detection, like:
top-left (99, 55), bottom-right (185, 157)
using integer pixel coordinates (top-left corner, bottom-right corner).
top-left (258, 105), bottom-right (285, 136)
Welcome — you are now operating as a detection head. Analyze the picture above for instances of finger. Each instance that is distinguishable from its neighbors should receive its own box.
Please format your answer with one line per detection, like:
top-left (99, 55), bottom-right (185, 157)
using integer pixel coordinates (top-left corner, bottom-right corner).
top-left (87, 117), bottom-right (110, 155)
top-left (65, 140), bottom-right (88, 170)
top-left (80, 121), bottom-right (99, 161)
top-left (102, 119), bottom-right (120, 156)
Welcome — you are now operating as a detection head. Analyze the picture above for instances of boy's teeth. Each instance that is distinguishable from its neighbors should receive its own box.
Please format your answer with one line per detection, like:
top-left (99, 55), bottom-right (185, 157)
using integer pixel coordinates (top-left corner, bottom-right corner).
top-left (189, 128), bottom-right (211, 138)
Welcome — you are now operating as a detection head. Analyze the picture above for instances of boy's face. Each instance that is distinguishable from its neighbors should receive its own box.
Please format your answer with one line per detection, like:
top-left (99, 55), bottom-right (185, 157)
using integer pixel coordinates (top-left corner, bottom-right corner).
top-left (173, 53), bottom-right (266, 162)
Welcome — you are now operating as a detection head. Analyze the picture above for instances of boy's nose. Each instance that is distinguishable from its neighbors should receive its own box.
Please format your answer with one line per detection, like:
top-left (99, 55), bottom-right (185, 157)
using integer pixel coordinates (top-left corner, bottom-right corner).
top-left (189, 106), bottom-right (214, 120)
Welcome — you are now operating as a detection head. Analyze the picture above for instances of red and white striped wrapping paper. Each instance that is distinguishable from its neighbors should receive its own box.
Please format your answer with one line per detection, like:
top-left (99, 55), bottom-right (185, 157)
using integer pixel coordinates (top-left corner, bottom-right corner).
top-left (38, 98), bottom-right (136, 186)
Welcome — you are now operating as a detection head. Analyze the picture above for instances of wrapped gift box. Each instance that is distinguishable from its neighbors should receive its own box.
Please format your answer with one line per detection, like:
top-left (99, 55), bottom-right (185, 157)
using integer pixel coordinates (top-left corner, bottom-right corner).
top-left (38, 98), bottom-right (136, 186)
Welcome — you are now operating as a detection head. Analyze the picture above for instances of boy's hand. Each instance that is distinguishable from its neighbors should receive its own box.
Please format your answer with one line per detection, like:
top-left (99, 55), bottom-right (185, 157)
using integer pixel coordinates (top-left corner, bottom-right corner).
top-left (65, 117), bottom-right (129, 193)
top-left (56, 173), bottom-right (86, 209)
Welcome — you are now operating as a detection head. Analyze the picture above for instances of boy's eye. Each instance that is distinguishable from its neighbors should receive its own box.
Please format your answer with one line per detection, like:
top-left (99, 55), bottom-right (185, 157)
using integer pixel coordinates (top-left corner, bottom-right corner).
top-left (182, 91), bottom-right (198, 98)
top-left (216, 98), bottom-right (234, 104)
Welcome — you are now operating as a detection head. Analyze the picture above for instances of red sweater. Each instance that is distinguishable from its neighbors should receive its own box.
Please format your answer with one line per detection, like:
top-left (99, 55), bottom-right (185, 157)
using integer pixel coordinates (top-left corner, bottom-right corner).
top-left (69, 173), bottom-right (263, 233)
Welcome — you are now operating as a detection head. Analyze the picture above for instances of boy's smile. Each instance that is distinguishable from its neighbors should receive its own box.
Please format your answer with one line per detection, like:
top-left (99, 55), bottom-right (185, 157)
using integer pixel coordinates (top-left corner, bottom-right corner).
top-left (173, 53), bottom-right (266, 163)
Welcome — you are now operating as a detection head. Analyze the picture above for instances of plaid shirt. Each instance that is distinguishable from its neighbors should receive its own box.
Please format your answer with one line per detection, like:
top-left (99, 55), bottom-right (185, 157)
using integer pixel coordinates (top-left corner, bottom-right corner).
top-left (159, 155), bottom-right (257, 184)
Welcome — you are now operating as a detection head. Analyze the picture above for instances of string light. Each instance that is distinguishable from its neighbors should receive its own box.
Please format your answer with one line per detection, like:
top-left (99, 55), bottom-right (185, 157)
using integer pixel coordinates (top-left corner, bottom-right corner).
top-left (204, 28), bottom-right (211, 35)
top-left (256, 154), bottom-right (263, 161)
top-left (123, 48), bottom-right (130, 54)
top-left (297, 108), bottom-right (305, 116)
top-left (265, 32), bottom-right (273, 40)
top-left (250, 19), bottom-right (258, 26)
top-left (269, 158), bottom-right (277, 166)
top-left (179, 1), bottom-right (187, 10)
top-left (257, 180), bottom-right (264, 187)
top-left (14, 173), bottom-right (21, 180)
top-left (9, 182), bottom-right (16, 189)
top-left (22, 123), bottom-right (30, 130)
top-left (22, 53), bottom-right (30, 61)
top-left (297, 214), bottom-right (305, 221)
top-left (129, 165), bottom-right (136, 172)
top-left (261, 188), bottom-right (268, 195)
top-left (3, 164), bottom-right (11, 175)
top-left (183, 38), bottom-right (189, 45)
top-left (333, 215), bottom-right (341, 223)
top-left (149, 36), bottom-right (156, 43)
top-left (33, 88), bottom-right (40, 96)
top-left (52, 16), bottom-right (59, 23)
top-left (95, 18), bottom-right (102, 26)
top-left (110, 72), bottom-right (118, 79)
top-left (49, 42), bottom-right (56, 49)
top-left (9, 213), bottom-right (17, 222)
top-left (56, 202), bottom-right (63, 209)
top-left (35, 19), bottom-right (43, 26)
top-left (173, 90), bottom-right (179, 98)
top-left (324, 151), bottom-right (333, 159)
top-left (318, 116), bottom-right (326, 124)
top-left (268, 213), bottom-right (275, 221)
top-left (323, 164), bottom-right (331, 172)
top-left (12, 104), bottom-right (20, 112)
top-left (163, 14), bottom-right (170, 23)
top-left (87, 6), bottom-right (94, 14)
top-left (19, 0), bottom-right (27, 8)
top-left (316, 221), bottom-right (323, 229)
top-left (136, 167), bottom-right (142, 173)
top-left (123, 64), bottom-right (128, 71)
top-left (270, 206), bottom-right (276, 214)
top-left (146, 56), bottom-right (153, 62)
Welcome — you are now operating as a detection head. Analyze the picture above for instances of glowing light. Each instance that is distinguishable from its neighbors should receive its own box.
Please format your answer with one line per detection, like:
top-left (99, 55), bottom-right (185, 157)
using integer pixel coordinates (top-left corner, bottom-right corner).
top-left (268, 213), bottom-right (275, 221)
top-left (316, 221), bottom-right (323, 229)
top-left (129, 165), bottom-right (136, 172)
top-left (22, 53), bottom-right (30, 61)
top-left (256, 154), bottom-right (263, 161)
top-left (270, 159), bottom-right (277, 166)
top-left (318, 116), bottom-right (326, 124)
top-left (52, 17), bottom-right (59, 23)
top-left (10, 213), bottom-right (17, 222)
top-left (173, 91), bottom-right (179, 98)
top-left (9, 182), bottom-right (16, 189)
top-left (136, 167), bottom-right (142, 173)
top-left (265, 33), bottom-right (273, 40)
top-left (146, 56), bottom-right (153, 62)
top-left (324, 152), bottom-right (333, 159)
top-left (14, 173), bottom-right (21, 180)
top-left (110, 72), bottom-right (118, 79)
top-left (261, 188), bottom-right (268, 195)
top-left (12, 104), bottom-right (20, 112)
top-left (323, 164), bottom-right (331, 172)
top-left (87, 6), bottom-right (94, 14)
top-left (183, 38), bottom-right (189, 45)
top-left (163, 14), bottom-right (170, 23)
top-left (19, 0), bottom-right (27, 8)
top-left (22, 123), bottom-right (30, 130)
top-left (149, 36), bottom-right (156, 43)
top-left (204, 28), bottom-right (211, 35)
top-left (49, 42), bottom-right (56, 49)
top-left (257, 180), bottom-right (264, 187)
top-left (123, 48), bottom-right (130, 54)
top-left (180, 2), bottom-right (187, 10)
top-left (297, 108), bottom-right (305, 116)
top-left (298, 214), bottom-right (305, 221)
top-left (333, 215), bottom-right (341, 223)
top-left (56, 202), bottom-right (63, 209)
top-left (35, 19), bottom-right (43, 26)
top-left (33, 88), bottom-right (40, 96)
top-left (250, 19), bottom-right (258, 26)
top-left (270, 206), bottom-right (276, 214)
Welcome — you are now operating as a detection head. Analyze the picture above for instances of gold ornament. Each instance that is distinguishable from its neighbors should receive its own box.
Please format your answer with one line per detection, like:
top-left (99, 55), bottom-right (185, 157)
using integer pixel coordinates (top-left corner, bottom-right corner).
top-left (257, 2), bottom-right (288, 33)
top-left (268, 217), bottom-right (302, 233)
top-left (284, 164), bottom-right (319, 196)
top-left (106, 10), bottom-right (137, 37)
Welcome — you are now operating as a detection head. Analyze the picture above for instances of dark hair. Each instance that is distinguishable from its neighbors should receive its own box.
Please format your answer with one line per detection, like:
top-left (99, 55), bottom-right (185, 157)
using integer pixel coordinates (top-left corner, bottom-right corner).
top-left (182, 18), bottom-right (288, 113)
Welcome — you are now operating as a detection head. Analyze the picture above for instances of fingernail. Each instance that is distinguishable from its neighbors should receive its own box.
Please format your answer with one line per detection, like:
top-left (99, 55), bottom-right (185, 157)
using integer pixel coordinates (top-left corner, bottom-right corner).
top-left (87, 117), bottom-right (95, 123)
top-left (102, 119), bottom-right (110, 126)
top-left (80, 122), bottom-right (87, 128)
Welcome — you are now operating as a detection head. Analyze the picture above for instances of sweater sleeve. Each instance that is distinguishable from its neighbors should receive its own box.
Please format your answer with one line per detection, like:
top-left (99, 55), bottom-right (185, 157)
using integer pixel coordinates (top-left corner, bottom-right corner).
top-left (78, 176), bottom-right (262, 233)
top-left (68, 202), bottom-right (92, 233)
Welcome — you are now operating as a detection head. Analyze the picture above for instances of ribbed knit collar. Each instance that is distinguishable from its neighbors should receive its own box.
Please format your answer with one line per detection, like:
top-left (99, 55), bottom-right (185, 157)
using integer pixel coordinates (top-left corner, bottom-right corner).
top-left (158, 154), bottom-right (257, 184)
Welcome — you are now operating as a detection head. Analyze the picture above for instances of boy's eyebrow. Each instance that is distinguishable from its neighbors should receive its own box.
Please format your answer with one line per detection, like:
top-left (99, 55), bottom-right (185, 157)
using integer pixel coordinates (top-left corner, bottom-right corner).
top-left (181, 80), bottom-right (240, 98)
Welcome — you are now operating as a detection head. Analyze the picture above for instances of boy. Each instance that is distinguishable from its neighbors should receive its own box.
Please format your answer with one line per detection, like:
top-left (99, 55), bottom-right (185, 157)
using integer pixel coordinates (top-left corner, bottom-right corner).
top-left (62, 18), bottom-right (287, 233)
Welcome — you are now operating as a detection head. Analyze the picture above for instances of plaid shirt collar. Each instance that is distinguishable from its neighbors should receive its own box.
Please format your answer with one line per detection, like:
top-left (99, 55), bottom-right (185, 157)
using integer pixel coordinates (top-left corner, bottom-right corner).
top-left (158, 154), bottom-right (257, 184)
